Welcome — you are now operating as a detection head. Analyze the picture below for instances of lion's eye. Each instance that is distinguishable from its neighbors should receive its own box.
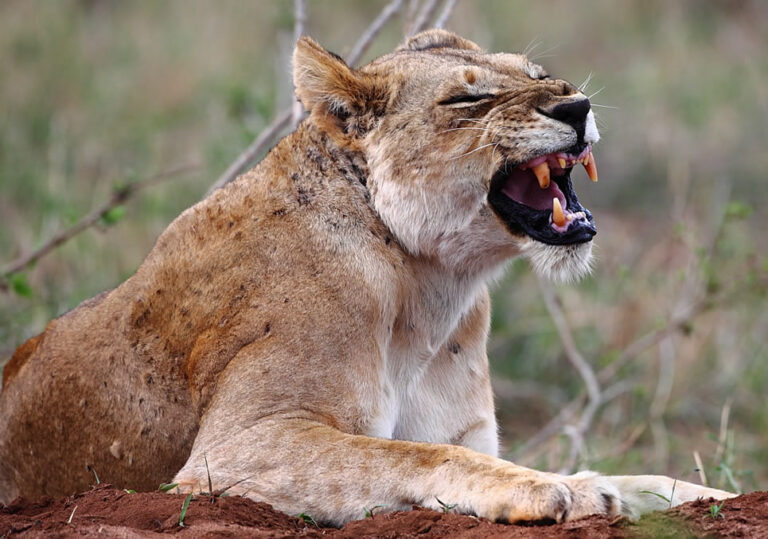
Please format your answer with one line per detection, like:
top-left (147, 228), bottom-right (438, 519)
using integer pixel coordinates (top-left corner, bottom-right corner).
top-left (438, 93), bottom-right (495, 106)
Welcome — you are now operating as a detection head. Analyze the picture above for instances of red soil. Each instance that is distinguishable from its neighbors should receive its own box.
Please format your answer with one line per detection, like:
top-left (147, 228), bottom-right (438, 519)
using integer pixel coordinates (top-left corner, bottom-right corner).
top-left (1, 484), bottom-right (766, 538)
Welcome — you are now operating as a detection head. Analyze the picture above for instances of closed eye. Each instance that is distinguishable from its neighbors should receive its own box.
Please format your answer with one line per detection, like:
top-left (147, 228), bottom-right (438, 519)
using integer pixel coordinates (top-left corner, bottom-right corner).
top-left (438, 93), bottom-right (495, 106)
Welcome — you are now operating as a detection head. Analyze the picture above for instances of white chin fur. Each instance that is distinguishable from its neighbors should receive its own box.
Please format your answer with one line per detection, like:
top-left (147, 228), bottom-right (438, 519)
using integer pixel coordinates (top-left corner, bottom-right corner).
top-left (520, 240), bottom-right (594, 283)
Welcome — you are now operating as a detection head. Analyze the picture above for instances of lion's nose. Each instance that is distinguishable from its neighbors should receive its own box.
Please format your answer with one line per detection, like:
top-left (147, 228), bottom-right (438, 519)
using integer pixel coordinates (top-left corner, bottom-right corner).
top-left (540, 97), bottom-right (591, 141)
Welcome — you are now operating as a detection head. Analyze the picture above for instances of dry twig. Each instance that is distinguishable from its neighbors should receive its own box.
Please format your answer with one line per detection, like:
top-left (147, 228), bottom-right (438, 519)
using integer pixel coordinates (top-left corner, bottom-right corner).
top-left (1, 161), bottom-right (201, 285)
top-left (292, 0), bottom-right (308, 129)
top-left (409, 0), bottom-right (443, 35)
top-left (536, 276), bottom-right (602, 473)
top-left (693, 450), bottom-right (708, 487)
top-left (518, 179), bottom-right (736, 468)
top-left (434, 0), bottom-right (459, 29)
top-left (347, 0), bottom-right (405, 67)
top-left (209, 0), bottom-right (406, 194)
top-left (208, 110), bottom-right (293, 195)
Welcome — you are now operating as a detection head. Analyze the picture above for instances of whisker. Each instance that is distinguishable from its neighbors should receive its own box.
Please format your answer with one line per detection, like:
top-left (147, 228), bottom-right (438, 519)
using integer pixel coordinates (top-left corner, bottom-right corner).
top-left (454, 118), bottom-right (488, 125)
top-left (578, 72), bottom-right (593, 92)
top-left (590, 103), bottom-right (617, 110)
top-left (529, 43), bottom-right (560, 62)
top-left (440, 127), bottom-right (489, 134)
top-left (522, 37), bottom-right (542, 57)
top-left (588, 86), bottom-right (605, 100)
top-left (450, 142), bottom-right (497, 161)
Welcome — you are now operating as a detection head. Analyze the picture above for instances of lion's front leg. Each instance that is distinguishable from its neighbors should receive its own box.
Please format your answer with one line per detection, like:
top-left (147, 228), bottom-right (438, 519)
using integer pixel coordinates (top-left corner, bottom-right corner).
top-left (172, 412), bottom-right (624, 525)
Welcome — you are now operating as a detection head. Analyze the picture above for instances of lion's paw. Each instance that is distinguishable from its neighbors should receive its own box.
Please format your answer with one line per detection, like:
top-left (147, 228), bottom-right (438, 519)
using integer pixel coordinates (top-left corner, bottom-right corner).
top-left (561, 471), bottom-right (623, 520)
top-left (483, 471), bottom-right (621, 523)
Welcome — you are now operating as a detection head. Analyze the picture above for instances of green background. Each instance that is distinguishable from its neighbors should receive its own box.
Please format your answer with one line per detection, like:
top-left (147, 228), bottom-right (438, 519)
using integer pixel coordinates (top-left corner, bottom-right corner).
top-left (1, 0), bottom-right (766, 492)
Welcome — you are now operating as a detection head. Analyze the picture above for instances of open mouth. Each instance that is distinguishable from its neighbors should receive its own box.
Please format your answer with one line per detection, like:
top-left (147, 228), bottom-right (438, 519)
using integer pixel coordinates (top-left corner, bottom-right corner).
top-left (488, 144), bottom-right (598, 245)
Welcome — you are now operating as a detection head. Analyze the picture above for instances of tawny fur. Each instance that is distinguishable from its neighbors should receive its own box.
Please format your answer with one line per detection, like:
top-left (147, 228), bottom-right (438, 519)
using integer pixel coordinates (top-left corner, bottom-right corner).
top-left (0, 30), bottom-right (731, 525)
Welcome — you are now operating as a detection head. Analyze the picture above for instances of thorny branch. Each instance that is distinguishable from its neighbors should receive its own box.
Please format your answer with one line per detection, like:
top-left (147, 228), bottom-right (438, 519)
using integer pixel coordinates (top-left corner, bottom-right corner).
top-left (1, 161), bottom-right (201, 288)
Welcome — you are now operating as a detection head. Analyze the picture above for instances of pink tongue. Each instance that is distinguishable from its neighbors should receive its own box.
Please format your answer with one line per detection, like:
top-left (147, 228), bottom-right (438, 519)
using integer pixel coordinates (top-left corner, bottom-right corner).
top-left (501, 168), bottom-right (566, 210)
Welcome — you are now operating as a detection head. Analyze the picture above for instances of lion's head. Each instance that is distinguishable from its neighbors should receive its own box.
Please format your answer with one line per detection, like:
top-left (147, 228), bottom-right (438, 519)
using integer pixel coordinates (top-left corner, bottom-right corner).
top-left (294, 30), bottom-right (599, 282)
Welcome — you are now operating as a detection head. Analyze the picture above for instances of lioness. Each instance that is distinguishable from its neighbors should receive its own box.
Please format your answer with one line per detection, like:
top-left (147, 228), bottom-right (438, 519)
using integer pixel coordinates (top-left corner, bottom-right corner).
top-left (0, 30), bottom-right (731, 524)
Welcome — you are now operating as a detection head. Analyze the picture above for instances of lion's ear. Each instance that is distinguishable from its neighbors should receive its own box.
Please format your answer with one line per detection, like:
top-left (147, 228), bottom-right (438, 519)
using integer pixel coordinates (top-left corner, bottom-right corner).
top-left (399, 29), bottom-right (483, 53)
top-left (293, 36), bottom-right (373, 117)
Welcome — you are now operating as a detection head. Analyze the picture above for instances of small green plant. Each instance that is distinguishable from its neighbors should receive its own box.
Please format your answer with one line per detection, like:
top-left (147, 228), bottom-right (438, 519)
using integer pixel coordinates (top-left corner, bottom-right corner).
top-left (363, 505), bottom-right (385, 518)
top-left (298, 513), bottom-right (318, 527)
top-left (179, 492), bottom-right (194, 527)
top-left (87, 466), bottom-right (100, 485)
top-left (435, 497), bottom-right (458, 513)
top-left (204, 455), bottom-right (213, 497)
top-left (709, 500), bottom-right (725, 519)
top-left (639, 479), bottom-right (677, 509)
top-left (123, 489), bottom-right (136, 494)
top-left (715, 461), bottom-right (742, 495)
top-left (159, 482), bottom-right (179, 492)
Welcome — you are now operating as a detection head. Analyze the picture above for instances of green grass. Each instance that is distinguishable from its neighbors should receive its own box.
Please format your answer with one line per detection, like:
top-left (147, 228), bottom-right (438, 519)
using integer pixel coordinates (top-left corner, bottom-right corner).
top-left (178, 492), bottom-right (194, 527)
top-left (363, 505), bottom-right (385, 518)
top-left (435, 497), bottom-right (458, 513)
top-left (709, 500), bottom-right (725, 520)
top-left (639, 479), bottom-right (677, 509)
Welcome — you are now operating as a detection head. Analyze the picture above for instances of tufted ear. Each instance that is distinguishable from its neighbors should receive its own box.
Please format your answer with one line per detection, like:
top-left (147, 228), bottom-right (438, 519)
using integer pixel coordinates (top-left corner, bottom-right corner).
top-left (293, 36), bottom-right (374, 117)
top-left (398, 29), bottom-right (483, 53)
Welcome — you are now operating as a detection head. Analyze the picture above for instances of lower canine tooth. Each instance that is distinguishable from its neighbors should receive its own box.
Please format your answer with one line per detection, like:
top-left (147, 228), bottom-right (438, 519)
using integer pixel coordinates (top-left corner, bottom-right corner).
top-left (557, 157), bottom-right (566, 169)
top-left (532, 162), bottom-right (550, 189)
top-left (585, 152), bottom-right (598, 182)
top-left (552, 197), bottom-right (566, 227)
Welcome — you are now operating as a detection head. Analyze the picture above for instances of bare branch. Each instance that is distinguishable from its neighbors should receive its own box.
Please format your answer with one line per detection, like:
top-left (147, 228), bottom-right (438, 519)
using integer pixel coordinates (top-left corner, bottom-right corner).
top-left (208, 109), bottom-right (293, 194)
top-left (693, 450), bottom-right (708, 487)
top-left (410, 0), bottom-right (442, 35)
top-left (292, 0), bottom-right (308, 129)
top-left (211, 0), bottom-right (405, 193)
top-left (713, 397), bottom-right (733, 464)
top-left (293, 0), bottom-right (307, 43)
top-left (512, 379), bottom-right (634, 464)
top-left (1, 162), bottom-right (201, 281)
top-left (595, 300), bottom-right (707, 385)
top-left (538, 278), bottom-right (601, 407)
top-left (536, 276), bottom-right (602, 473)
top-left (348, 0), bottom-right (405, 66)
top-left (511, 399), bottom-right (582, 461)
top-left (433, 0), bottom-right (458, 29)
top-left (649, 336), bottom-right (675, 467)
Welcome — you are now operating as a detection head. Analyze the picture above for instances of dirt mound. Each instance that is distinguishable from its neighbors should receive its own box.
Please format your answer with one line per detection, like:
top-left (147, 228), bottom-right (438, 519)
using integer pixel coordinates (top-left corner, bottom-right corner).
top-left (1, 484), bottom-right (766, 537)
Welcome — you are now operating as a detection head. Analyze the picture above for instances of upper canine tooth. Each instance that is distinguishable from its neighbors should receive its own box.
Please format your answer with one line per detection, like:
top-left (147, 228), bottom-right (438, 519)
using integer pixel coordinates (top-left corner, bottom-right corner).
top-left (532, 162), bottom-right (550, 189)
top-left (552, 197), bottom-right (566, 227)
top-left (584, 152), bottom-right (598, 182)
top-left (557, 157), bottom-right (567, 169)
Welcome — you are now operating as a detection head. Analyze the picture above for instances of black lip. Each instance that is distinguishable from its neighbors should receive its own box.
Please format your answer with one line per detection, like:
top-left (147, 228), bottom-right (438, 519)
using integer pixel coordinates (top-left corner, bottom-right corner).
top-left (488, 168), bottom-right (596, 246)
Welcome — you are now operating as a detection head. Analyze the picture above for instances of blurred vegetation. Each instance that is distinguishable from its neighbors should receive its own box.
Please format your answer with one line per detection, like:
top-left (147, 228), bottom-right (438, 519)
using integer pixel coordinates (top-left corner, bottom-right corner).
top-left (1, 0), bottom-right (766, 490)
